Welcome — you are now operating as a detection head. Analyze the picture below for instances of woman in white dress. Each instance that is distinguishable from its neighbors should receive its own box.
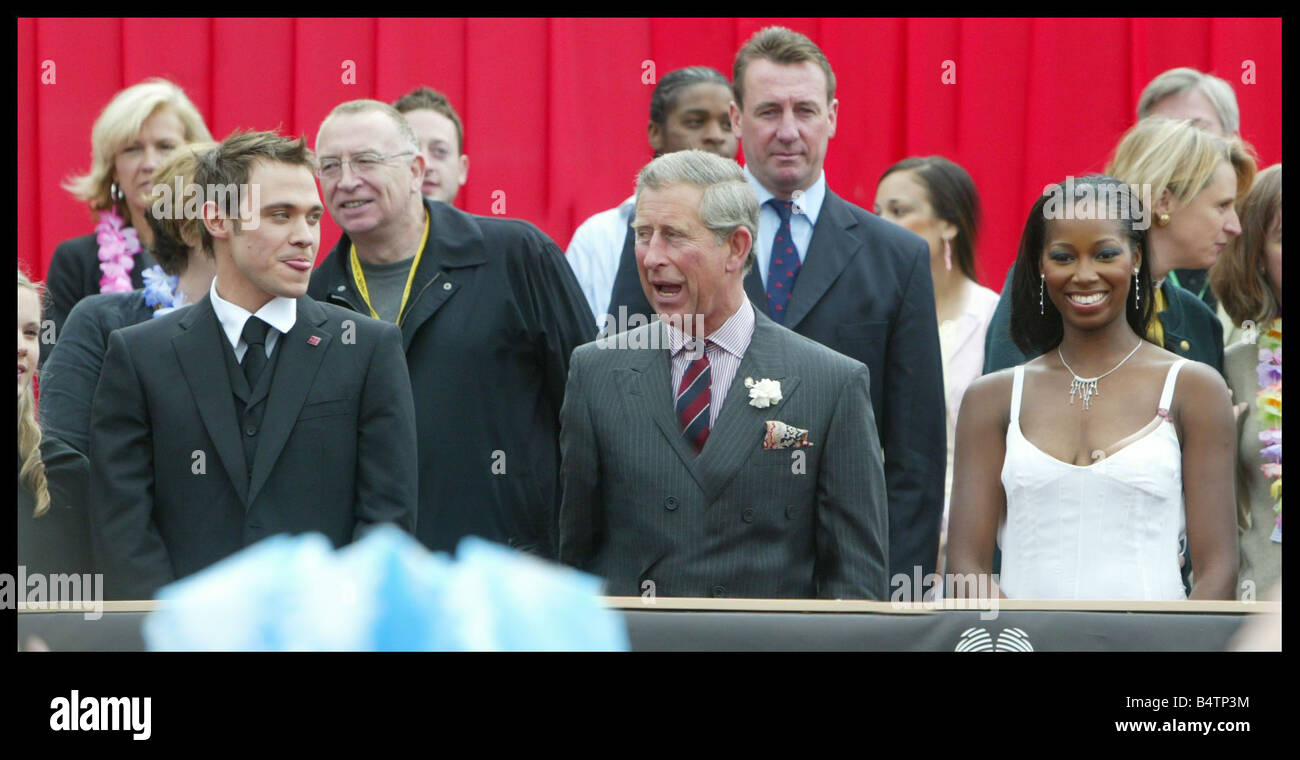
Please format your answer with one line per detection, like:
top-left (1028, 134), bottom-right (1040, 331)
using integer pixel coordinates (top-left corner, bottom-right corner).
top-left (874, 156), bottom-right (1000, 576)
top-left (947, 175), bottom-right (1238, 600)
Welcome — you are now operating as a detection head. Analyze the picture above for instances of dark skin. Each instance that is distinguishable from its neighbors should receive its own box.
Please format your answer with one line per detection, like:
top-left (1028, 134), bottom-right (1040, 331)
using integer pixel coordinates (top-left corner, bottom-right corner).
top-left (947, 214), bottom-right (1238, 600)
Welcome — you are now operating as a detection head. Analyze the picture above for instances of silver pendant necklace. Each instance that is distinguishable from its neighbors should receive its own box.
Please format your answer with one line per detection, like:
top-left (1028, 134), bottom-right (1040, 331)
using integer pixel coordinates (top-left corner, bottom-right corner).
top-left (1057, 340), bottom-right (1143, 410)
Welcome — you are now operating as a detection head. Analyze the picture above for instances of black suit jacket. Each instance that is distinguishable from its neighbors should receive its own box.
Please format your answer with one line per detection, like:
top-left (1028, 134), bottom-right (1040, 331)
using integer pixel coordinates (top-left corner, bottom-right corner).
top-left (743, 188), bottom-right (946, 581)
top-left (88, 294), bottom-right (418, 600)
top-left (45, 233), bottom-right (156, 354)
top-left (308, 198), bottom-right (595, 555)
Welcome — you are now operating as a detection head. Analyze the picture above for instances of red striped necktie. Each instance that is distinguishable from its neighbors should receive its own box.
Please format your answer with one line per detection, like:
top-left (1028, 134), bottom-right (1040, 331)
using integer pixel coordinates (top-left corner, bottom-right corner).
top-left (675, 340), bottom-right (712, 454)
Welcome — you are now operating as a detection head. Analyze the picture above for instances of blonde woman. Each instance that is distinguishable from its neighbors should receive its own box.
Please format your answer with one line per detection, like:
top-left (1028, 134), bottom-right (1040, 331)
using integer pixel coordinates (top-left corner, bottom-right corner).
top-left (984, 118), bottom-right (1255, 376)
top-left (1211, 164), bottom-right (1282, 594)
top-left (46, 78), bottom-right (211, 342)
top-left (18, 269), bottom-right (93, 576)
top-left (1103, 117), bottom-right (1256, 371)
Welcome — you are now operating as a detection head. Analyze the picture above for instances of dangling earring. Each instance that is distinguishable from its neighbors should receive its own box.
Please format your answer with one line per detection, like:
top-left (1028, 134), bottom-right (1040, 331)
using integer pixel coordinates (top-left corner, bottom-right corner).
top-left (943, 238), bottom-right (953, 272)
top-left (1132, 268), bottom-right (1140, 310)
top-left (1039, 272), bottom-right (1045, 316)
top-left (110, 181), bottom-right (124, 202)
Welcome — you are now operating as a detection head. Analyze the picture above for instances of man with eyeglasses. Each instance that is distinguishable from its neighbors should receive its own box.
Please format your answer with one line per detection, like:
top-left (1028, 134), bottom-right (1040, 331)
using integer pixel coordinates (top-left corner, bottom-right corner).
top-left (309, 100), bottom-right (594, 558)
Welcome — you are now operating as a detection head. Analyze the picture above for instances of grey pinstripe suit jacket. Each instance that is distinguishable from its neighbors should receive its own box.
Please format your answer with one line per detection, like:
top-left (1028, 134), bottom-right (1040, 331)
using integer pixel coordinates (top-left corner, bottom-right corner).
top-left (558, 306), bottom-right (890, 599)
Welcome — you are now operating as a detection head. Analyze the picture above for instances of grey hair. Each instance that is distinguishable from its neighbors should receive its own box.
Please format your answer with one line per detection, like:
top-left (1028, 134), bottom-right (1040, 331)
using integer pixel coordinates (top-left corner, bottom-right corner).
top-left (635, 149), bottom-right (759, 271)
top-left (1137, 67), bottom-right (1240, 136)
top-left (317, 99), bottom-right (420, 156)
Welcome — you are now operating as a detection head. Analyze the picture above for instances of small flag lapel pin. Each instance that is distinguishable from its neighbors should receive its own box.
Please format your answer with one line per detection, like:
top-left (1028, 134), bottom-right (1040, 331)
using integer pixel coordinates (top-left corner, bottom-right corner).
top-left (307, 335), bottom-right (321, 346)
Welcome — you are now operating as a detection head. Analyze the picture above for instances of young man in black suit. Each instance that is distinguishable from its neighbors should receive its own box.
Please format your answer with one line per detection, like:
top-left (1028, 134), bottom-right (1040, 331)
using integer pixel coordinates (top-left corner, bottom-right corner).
top-left (730, 27), bottom-right (947, 584)
top-left (88, 131), bottom-right (418, 600)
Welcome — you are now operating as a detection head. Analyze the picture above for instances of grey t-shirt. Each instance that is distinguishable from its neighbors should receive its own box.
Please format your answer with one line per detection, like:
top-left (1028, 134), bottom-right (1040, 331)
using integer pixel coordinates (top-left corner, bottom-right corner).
top-left (358, 256), bottom-right (416, 323)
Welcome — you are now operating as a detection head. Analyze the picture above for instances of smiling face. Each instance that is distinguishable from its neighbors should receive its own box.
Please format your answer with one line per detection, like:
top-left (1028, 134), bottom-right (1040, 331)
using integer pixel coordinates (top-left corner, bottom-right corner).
top-left (874, 170), bottom-right (955, 261)
top-left (17, 285), bottom-right (40, 397)
top-left (1156, 160), bottom-right (1242, 274)
top-left (650, 82), bottom-right (738, 159)
top-left (731, 59), bottom-right (838, 199)
top-left (1042, 213), bottom-right (1141, 331)
top-left (210, 160), bottom-right (323, 312)
top-left (633, 182), bottom-right (749, 336)
top-left (114, 107), bottom-right (186, 217)
top-left (316, 110), bottom-right (423, 236)
top-left (403, 108), bottom-right (468, 204)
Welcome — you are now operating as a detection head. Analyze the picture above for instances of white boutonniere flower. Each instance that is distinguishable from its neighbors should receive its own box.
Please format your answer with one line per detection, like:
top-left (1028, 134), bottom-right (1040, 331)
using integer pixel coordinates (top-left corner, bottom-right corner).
top-left (744, 377), bottom-right (782, 408)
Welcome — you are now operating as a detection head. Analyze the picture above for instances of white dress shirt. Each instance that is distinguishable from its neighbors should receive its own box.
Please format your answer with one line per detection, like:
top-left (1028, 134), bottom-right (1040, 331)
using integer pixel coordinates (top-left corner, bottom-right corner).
top-left (565, 195), bottom-right (637, 327)
top-left (744, 167), bottom-right (828, 288)
top-left (209, 278), bottom-right (298, 362)
top-left (664, 299), bottom-right (756, 428)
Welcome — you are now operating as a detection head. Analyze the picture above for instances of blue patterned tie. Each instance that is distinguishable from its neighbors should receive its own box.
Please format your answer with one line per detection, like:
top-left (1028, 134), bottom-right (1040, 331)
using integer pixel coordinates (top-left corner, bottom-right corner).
top-left (765, 199), bottom-right (802, 324)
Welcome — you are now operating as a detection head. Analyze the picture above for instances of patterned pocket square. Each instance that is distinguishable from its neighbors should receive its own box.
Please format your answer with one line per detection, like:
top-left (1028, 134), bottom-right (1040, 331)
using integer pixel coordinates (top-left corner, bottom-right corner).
top-left (763, 420), bottom-right (814, 450)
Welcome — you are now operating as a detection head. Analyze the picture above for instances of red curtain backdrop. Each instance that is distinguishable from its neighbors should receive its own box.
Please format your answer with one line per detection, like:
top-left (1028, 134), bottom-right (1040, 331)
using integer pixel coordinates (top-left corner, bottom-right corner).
top-left (17, 18), bottom-right (1281, 290)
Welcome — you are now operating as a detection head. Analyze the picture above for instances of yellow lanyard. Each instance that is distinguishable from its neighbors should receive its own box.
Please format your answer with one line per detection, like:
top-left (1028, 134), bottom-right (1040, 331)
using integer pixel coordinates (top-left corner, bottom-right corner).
top-left (349, 210), bottom-right (430, 323)
top-left (1146, 284), bottom-right (1168, 348)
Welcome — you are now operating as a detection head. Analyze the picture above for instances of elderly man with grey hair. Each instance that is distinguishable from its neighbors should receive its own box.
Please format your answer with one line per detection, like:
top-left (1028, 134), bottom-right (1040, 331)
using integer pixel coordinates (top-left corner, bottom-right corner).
top-left (308, 99), bottom-right (595, 558)
top-left (557, 149), bottom-right (890, 599)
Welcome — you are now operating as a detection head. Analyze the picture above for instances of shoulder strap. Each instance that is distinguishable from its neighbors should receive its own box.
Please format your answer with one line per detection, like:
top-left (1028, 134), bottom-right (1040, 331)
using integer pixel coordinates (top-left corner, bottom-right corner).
top-left (1010, 365), bottom-right (1025, 424)
top-left (1158, 359), bottom-right (1189, 416)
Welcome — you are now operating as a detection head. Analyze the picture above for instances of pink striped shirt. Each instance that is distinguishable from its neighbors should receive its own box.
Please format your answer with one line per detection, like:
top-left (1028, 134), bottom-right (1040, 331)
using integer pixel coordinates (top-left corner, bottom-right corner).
top-left (666, 300), bottom-right (756, 428)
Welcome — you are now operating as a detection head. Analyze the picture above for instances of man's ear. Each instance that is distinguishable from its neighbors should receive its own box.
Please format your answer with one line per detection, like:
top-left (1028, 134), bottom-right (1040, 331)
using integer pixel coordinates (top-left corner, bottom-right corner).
top-left (458, 154), bottom-right (469, 187)
top-left (826, 97), bottom-right (839, 139)
top-left (727, 226), bottom-right (753, 273)
top-left (201, 199), bottom-right (231, 243)
top-left (647, 121), bottom-right (663, 155)
top-left (410, 154), bottom-right (426, 189)
top-left (729, 101), bottom-right (742, 140)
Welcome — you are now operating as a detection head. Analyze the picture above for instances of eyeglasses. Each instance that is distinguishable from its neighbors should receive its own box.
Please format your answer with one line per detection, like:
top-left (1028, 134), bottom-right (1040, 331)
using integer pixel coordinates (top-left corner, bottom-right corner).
top-left (316, 151), bottom-right (415, 179)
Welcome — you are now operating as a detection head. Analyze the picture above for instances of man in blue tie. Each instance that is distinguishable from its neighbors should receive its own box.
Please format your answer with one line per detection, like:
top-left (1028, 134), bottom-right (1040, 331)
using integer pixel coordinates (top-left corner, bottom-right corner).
top-left (730, 27), bottom-right (947, 584)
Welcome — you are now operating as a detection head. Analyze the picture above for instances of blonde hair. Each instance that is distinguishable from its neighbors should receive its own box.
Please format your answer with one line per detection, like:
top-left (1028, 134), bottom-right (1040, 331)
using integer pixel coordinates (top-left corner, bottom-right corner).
top-left (1211, 164), bottom-right (1282, 326)
top-left (18, 269), bottom-right (50, 518)
top-left (1106, 117), bottom-right (1256, 212)
top-left (62, 78), bottom-right (212, 218)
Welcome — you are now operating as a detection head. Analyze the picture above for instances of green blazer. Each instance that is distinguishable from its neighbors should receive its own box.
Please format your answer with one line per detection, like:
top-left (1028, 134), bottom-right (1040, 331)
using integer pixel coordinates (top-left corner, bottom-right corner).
top-left (982, 266), bottom-right (1225, 375)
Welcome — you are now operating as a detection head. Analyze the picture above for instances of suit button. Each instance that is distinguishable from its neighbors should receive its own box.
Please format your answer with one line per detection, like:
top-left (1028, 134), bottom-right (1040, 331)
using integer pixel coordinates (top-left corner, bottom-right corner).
top-left (785, 505), bottom-right (798, 519)
top-left (742, 508), bottom-right (755, 523)
top-left (443, 282), bottom-right (453, 291)
top-left (336, 285), bottom-right (345, 292)
top-left (1179, 340), bottom-right (1190, 352)
top-left (712, 585), bottom-right (726, 598)
top-left (245, 425), bottom-right (257, 436)
top-left (664, 496), bottom-right (678, 510)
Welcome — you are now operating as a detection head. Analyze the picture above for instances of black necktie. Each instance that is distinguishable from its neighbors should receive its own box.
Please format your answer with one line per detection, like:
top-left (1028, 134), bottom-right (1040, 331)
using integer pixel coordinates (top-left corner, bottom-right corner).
top-left (240, 317), bottom-right (271, 388)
